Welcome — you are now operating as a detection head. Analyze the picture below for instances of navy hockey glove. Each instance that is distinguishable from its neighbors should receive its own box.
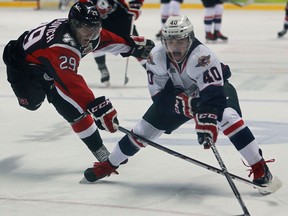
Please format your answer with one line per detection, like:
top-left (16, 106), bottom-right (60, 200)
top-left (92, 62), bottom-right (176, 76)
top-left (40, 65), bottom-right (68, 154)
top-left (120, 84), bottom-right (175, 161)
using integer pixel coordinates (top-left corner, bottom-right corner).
top-left (194, 111), bottom-right (218, 149)
top-left (122, 36), bottom-right (155, 59)
top-left (175, 92), bottom-right (193, 118)
top-left (87, 96), bottom-right (119, 133)
top-left (128, 0), bottom-right (143, 20)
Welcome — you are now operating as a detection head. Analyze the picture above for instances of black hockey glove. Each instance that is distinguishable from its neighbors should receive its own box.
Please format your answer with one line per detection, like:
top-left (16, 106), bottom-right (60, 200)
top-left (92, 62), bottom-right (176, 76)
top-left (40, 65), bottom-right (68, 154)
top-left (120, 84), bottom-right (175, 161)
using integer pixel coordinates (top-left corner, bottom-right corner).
top-left (95, 0), bottom-right (113, 18)
top-left (122, 36), bottom-right (155, 59)
top-left (129, 0), bottom-right (143, 9)
top-left (87, 96), bottom-right (119, 133)
top-left (221, 62), bottom-right (232, 81)
top-left (175, 92), bottom-right (194, 118)
top-left (193, 110), bottom-right (218, 149)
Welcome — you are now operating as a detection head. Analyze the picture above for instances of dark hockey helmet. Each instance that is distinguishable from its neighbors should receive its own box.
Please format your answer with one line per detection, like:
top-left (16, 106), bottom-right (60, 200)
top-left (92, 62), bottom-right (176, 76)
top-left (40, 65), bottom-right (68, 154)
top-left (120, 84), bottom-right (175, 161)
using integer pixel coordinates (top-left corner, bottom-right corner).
top-left (68, 2), bottom-right (102, 40)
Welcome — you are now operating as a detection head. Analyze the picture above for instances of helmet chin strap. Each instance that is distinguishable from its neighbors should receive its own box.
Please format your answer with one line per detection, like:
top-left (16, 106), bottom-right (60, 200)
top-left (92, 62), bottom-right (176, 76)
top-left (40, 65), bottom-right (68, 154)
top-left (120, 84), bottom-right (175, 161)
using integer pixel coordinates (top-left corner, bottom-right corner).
top-left (163, 35), bottom-right (194, 64)
top-left (167, 42), bottom-right (192, 64)
top-left (168, 52), bottom-right (186, 64)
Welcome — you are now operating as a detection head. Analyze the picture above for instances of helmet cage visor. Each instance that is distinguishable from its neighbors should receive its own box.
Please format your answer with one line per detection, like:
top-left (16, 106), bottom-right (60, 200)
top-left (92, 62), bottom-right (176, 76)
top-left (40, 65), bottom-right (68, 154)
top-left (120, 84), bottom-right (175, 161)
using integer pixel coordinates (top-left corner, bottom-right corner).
top-left (70, 19), bottom-right (101, 40)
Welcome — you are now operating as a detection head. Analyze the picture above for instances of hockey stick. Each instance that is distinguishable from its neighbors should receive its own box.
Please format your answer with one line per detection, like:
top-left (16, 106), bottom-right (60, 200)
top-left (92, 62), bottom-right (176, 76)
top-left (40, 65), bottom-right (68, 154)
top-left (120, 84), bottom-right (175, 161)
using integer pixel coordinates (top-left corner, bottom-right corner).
top-left (224, 0), bottom-right (254, 7)
top-left (124, 15), bottom-right (135, 86)
top-left (209, 141), bottom-right (250, 216)
top-left (118, 126), bottom-right (281, 194)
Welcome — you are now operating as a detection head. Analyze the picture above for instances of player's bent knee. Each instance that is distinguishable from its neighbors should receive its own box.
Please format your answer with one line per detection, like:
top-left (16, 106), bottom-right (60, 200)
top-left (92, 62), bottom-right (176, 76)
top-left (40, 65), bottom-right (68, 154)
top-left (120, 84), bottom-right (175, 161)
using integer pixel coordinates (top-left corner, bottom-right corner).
top-left (11, 81), bottom-right (45, 111)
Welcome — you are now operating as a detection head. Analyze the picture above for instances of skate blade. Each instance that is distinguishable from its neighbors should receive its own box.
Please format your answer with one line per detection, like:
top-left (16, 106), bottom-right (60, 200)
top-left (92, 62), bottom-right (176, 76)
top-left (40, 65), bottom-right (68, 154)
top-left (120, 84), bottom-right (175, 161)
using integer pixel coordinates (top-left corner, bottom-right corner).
top-left (233, 214), bottom-right (250, 216)
top-left (98, 81), bottom-right (111, 88)
top-left (102, 81), bottom-right (111, 87)
top-left (216, 39), bottom-right (228, 44)
top-left (257, 176), bottom-right (282, 195)
top-left (205, 40), bottom-right (217, 44)
top-left (79, 177), bottom-right (94, 184)
top-left (206, 39), bottom-right (228, 44)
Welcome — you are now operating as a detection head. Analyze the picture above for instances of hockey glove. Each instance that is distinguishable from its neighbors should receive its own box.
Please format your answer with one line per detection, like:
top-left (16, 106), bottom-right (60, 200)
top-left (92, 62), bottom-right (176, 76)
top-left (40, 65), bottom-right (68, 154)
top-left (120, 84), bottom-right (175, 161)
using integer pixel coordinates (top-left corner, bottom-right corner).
top-left (122, 36), bottom-right (155, 59)
top-left (129, 0), bottom-right (143, 9)
top-left (175, 92), bottom-right (193, 118)
top-left (194, 111), bottom-right (218, 149)
top-left (128, 0), bottom-right (143, 20)
top-left (87, 96), bottom-right (119, 133)
top-left (95, 0), bottom-right (113, 18)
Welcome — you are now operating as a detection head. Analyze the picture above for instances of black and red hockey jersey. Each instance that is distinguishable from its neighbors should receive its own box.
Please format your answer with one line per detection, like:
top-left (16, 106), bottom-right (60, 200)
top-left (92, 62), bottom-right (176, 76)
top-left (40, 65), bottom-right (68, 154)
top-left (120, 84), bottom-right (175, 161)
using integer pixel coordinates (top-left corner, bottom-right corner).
top-left (11, 18), bottom-right (132, 111)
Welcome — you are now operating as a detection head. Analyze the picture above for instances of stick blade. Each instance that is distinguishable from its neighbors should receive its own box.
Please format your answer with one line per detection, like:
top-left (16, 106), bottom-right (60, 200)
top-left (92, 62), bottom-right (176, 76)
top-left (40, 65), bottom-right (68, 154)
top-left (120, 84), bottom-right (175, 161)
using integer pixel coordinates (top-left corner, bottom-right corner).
top-left (124, 77), bottom-right (129, 85)
top-left (257, 176), bottom-right (282, 195)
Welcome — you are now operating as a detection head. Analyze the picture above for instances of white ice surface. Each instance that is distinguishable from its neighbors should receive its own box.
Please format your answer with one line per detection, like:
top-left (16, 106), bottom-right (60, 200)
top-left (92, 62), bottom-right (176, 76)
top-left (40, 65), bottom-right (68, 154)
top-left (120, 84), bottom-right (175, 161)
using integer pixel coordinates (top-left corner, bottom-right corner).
top-left (0, 8), bottom-right (287, 216)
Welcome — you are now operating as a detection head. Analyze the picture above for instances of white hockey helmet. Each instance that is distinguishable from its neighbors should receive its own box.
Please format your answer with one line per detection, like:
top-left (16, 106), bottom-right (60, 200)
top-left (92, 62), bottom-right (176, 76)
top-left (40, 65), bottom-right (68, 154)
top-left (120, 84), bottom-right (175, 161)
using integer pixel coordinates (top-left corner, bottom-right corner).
top-left (161, 16), bottom-right (195, 62)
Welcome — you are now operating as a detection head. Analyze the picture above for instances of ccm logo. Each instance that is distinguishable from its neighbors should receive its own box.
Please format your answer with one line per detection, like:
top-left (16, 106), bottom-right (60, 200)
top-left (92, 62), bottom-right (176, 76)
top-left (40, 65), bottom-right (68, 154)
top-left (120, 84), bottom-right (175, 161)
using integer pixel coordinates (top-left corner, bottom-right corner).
top-left (199, 113), bottom-right (217, 119)
top-left (90, 99), bottom-right (110, 112)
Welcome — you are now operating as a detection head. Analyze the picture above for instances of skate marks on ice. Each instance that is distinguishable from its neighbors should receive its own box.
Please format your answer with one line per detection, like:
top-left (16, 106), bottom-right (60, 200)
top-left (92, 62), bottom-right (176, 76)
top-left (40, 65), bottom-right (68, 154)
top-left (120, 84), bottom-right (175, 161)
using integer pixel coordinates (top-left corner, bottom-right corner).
top-left (0, 155), bottom-right (83, 182)
top-left (10, 118), bottom-right (288, 146)
top-left (0, 176), bottom-right (254, 216)
top-left (17, 122), bottom-right (71, 143)
top-left (88, 83), bottom-right (148, 89)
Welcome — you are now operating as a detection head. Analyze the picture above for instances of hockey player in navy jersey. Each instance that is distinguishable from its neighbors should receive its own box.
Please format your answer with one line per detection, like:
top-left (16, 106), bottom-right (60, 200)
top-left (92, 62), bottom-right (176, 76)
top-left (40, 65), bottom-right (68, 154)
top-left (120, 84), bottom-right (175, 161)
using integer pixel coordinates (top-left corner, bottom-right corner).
top-left (83, 15), bottom-right (277, 189)
top-left (3, 2), bottom-right (154, 165)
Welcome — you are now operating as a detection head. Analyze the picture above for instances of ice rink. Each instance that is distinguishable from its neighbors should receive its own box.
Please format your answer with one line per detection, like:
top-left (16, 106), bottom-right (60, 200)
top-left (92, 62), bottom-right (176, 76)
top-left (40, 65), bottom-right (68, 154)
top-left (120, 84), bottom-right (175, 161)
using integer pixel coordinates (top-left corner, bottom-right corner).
top-left (0, 6), bottom-right (288, 216)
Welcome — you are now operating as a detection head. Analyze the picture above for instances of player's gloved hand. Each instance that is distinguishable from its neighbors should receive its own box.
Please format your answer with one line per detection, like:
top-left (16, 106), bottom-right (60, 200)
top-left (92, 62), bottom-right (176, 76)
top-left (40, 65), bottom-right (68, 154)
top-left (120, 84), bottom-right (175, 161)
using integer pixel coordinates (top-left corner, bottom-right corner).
top-left (194, 111), bottom-right (218, 149)
top-left (87, 96), bottom-right (119, 133)
top-left (128, 0), bottom-right (143, 20)
top-left (95, 0), bottom-right (112, 18)
top-left (175, 92), bottom-right (193, 118)
top-left (129, 0), bottom-right (143, 9)
top-left (122, 36), bottom-right (155, 59)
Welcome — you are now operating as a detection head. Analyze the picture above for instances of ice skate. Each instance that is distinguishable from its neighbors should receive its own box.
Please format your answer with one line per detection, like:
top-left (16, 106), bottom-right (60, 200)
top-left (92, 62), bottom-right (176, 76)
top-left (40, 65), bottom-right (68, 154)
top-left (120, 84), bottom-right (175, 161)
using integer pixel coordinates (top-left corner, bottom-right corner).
top-left (82, 160), bottom-right (119, 183)
top-left (155, 30), bottom-right (162, 40)
top-left (205, 32), bottom-right (217, 43)
top-left (58, 0), bottom-right (68, 11)
top-left (214, 31), bottom-right (228, 42)
top-left (100, 67), bottom-right (110, 87)
top-left (248, 159), bottom-right (282, 195)
top-left (278, 28), bottom-right (287, 37)
top-left (250, 159), bottom-right (272, 185)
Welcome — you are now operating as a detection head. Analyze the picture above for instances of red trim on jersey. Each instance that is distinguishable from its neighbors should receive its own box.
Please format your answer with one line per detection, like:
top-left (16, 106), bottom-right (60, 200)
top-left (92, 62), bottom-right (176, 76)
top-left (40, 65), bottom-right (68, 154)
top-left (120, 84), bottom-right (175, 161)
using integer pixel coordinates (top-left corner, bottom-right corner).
top-left (223, 119), bottom-right (244, 136)
top-left (72, 115), bottom-right (94, 133)
top-left (131, 129), bottom-right (145, 147)
top-left (31, 45), bottom-right (95, 110)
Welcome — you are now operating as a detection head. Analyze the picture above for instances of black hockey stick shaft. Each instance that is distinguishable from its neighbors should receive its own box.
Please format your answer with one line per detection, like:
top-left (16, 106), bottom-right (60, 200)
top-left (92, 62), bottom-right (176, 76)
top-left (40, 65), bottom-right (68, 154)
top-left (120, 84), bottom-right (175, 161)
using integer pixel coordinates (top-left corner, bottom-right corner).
top-left (118, 126), bottom-right (266, 191)
top-left (225, 0), bottom-right (242, 7)
top-left (210, 142), bottom-right (250, 216)
top-left (124, 15), bottom-right (135, 85)
top-left (224, 0), bottom-right (253, 7)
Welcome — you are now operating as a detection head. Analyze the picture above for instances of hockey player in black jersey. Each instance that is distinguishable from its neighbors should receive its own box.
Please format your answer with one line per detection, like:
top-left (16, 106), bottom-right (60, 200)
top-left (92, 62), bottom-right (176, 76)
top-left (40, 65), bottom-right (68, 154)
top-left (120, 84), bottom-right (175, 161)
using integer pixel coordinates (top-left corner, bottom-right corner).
top-left (3, 2), bottom-right (154, 170)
